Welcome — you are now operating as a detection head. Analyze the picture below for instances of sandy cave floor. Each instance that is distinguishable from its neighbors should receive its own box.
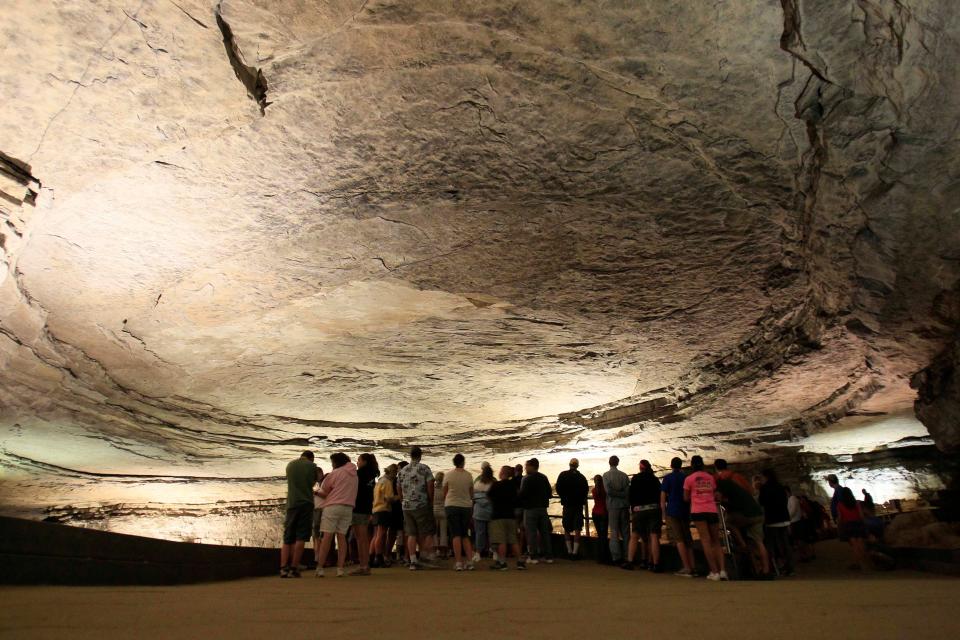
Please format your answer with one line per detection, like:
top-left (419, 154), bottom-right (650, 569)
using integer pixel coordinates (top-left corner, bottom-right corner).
top-left (1, 542), bottom-right (957, 640)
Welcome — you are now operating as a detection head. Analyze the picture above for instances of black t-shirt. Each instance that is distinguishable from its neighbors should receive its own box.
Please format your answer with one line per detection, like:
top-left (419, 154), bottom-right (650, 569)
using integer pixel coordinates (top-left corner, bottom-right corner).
top-left (488, 479), bottom-right (518, 520)
top-left (628, 471), bottom-right (661, 506)
top-left (354, 465), bottom-right (378, 514)
top-left (556, 469), bottom-right (589, 506)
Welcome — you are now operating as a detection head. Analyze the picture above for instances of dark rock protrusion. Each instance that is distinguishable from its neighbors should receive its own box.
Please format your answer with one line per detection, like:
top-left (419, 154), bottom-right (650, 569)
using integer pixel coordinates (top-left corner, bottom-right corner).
top-left (214, 3), bottom-right (270, 115)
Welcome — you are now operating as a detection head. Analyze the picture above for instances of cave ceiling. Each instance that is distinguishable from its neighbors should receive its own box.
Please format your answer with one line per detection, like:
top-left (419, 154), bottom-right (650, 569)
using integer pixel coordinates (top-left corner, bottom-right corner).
top-left (1, 0), bottom-right (959, 519)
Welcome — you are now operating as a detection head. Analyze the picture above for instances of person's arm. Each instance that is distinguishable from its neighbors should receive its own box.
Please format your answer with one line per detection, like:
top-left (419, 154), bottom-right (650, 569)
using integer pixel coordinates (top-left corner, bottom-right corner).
top-left (660, 485), bottom-right (668, 512)
top-left (318, 473), bottom-right (332, 498)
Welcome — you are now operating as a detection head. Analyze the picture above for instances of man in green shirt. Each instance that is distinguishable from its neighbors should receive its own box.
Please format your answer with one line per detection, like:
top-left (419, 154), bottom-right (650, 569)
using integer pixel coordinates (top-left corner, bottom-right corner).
top-left (717, 477), bottom-right (771, 578)
top-left (281, 451), bottom-right (318, 578)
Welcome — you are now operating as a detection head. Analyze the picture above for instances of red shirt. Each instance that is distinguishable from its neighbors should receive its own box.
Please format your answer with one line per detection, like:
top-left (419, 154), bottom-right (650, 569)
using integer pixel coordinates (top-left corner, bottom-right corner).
top-left (717, 470), bottom-right (752, 494)
top-left (592, 485), bottom-right (607, 516)
top-left (837, 501), bottom-right (863, 524)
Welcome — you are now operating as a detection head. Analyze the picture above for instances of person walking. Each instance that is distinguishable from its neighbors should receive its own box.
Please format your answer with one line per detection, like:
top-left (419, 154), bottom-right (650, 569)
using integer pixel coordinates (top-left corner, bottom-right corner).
top-left (626, 459), bottom-right (662, 572)
top-left (314, 452), bottom-right (358, 578)
top-left (488, 466), bottom-right (526, 571)
top-left (518, 458), bottom-right (554, 563)
top-left (443, 453), bottom-right (476, 571)
top-left (602, 456), bottom-right (630, 565)
top-left (837, 487), bottom-right (870, 570)
top-left (591, 474), bottom-right (611, 564)
top-left (555, 458), bottom-right (589, 559)
top-left (473, 463), bottom-right (495, 562)
top-left (371, 463), bottom-right (398, 567)
top-left (660, 457), bottom-right (694, 577)
top-left (349, 452), bottom-right (379, 576)
top-left (683, 455), bottom-right (726, 581)
top-left (281, 451), bottom-right (318, 578)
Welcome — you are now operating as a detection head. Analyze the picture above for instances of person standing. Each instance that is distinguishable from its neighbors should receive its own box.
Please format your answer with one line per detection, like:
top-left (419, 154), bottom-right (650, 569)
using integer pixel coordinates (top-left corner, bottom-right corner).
top-left (518, 458), bottom-right (554, 563)
top-left (626, 459), bottom-right (662, 572)
top-left (660, 457), bottom-right (694, 577)
top-left (390, 460), bottom-right (409, 564)
top-left (433, 472), bottom-right (449, 559)
top-left (281, 451), bottom-right (318, 578)
top-left (591, 474), bottom-right (611, 564)
top-left (758, 469), bottom-right (795, 577)
top-left (314, 452), bottom-right (358, 578)
top-left (683, 455), bottom-right (726, 581)
top-left (512, 463), bottom-right (526, 555)
top-left (443, 453), bottom-right (477, 571)
top-left (473, 463), bottom-right (495, 562)
top-left (397, 446), bottom-right (436, 570)
top-left (602, 456), bottom-right (630, 565)
top-left (488, 466), bottom-right (526, 571)
top-left (717, 476), bottom-right (771, 578)
top-left (371, 463), bottom-right (398, 567)
top-left (715, 459), bottom-right (752, 494)
top-left (555, 458), bottom-right (589, 559)
top-left (310, 466), bottom-right (325, 569)
top-left (349, 453), bottom-right (379, 576)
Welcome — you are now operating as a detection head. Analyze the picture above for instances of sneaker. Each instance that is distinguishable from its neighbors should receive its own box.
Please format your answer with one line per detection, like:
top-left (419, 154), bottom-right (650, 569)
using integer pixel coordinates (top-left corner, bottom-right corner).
top-left (674, 568), bottom-right (693, 578)
top-left (719, 570), bottom-right (729, 581)
top-left (490, 561), bottom-right (508, 571)
top-left (543, 558), bottom-right (554, 564)
top-left (289, 567), bottom-right (301, 578)
top-left (455, 562), bottom-right (464, 572)
top-left (408, 562), bottom-right (419, 571)
top-left (466, 563), bottom-right (476, 571)
top-left (472, 552), bottom-right (481, 563)
top-left (315, 568), bottom-right (325, 578)
top-left (621, 562), bottom-right (635, 571)
top-left (516, 561), bottom-right (527, 571)
top-left (527, 557), bottom-right (540, 565)
top-left (706, 572), bottom-right (721, 581)
top-left (349, 567), bottom-right (371, 576)
top-left (336, 568), bottom-right (345, 578)
top-left (280, 566), bottom-right (292, 578)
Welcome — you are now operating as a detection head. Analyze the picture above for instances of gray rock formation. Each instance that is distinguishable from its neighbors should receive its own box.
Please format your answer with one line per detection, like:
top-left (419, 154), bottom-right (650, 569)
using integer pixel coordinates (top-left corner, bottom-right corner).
top-left (1, 0), bottom-right (958, 536)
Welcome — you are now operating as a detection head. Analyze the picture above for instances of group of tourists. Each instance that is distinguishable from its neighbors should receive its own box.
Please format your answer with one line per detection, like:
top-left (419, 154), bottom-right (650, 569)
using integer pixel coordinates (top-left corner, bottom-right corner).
top-left (279, 446), bottom-right (869, 579)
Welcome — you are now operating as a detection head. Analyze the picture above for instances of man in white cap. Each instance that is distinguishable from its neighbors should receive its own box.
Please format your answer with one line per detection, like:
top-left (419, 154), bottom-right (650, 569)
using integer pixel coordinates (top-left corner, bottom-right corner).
top-left (555, 458), bottom-right (589, 559)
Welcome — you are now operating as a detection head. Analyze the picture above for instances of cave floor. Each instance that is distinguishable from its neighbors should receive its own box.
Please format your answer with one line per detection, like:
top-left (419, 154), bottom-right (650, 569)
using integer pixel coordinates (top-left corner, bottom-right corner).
top-left (1, 542), bottom-right (957, 639)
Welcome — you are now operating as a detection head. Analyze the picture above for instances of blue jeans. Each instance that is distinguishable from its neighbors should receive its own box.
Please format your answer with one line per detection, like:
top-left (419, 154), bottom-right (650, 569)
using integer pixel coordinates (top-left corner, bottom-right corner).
top-left (474, 519), bottom-right (489, 554)
top-left (523, 508), bottom-right (553, 559)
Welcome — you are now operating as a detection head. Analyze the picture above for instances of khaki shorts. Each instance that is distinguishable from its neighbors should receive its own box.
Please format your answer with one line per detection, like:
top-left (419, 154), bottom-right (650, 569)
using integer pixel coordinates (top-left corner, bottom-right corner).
top-left (403, 506), bottom-right (436, 537)
top-left (489, 518), bottom-right (518, 545)
top-left (665, 515), bottom-right (693, 545)
top-left (320, 504), bottom-right (352, 535)
top-left (728, 512), bottom-right (764, 544)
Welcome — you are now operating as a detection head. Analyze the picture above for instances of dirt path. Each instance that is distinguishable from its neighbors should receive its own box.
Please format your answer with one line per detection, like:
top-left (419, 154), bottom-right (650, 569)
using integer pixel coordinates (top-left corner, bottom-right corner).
top-left (1, 542), bottom-right (957, 639)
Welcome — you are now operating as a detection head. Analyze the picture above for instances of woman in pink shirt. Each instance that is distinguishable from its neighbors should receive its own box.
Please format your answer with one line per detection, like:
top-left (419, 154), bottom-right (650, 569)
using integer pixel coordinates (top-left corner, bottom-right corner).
top-left (683, 455), bottom-right (726, 581)
top-left (314, 452), bottom-right (358, 578)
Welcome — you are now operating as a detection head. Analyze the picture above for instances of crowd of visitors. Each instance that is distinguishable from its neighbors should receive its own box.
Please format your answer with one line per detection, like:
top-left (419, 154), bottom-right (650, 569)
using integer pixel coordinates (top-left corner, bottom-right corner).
top-left (279, 447), bottom-right (873, 579)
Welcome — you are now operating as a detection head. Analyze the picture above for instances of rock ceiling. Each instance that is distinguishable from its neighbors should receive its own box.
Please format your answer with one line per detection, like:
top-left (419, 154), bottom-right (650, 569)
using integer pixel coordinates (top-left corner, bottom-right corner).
top-left (1, 1), bottom-right (959, 522)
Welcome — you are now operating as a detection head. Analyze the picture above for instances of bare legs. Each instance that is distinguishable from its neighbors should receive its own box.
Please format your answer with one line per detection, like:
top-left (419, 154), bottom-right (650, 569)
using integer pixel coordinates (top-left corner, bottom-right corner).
top-left (355, 521), bottom-right (371, 570)
top-left (315, 532), bottom-right (348, 572)
top-left (452, 535), bottom-right (475, 566)
top-left (280, 541), bottom-right (305, 569)
top-left (695, 520), bottom-right (725, 575)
